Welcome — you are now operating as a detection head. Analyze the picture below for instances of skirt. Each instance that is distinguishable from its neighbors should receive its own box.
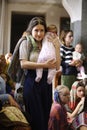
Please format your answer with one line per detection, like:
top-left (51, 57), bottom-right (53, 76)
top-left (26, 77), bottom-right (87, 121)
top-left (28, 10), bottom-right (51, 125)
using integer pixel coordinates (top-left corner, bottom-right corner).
top-left (61, 75), bottom-right (77, 90)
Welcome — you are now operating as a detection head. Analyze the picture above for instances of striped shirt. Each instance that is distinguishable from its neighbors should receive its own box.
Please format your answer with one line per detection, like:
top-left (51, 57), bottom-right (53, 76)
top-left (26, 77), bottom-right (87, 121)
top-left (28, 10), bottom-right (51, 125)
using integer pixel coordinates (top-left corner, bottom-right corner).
top-left (60, 44), bottom-right (77, 75)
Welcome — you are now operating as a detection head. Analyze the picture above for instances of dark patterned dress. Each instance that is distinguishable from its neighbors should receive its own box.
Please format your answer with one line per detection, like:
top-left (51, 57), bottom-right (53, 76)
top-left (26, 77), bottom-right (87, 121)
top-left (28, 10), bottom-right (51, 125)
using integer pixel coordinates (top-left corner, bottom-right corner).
top-left (48, 102), bottom-right (69, 130)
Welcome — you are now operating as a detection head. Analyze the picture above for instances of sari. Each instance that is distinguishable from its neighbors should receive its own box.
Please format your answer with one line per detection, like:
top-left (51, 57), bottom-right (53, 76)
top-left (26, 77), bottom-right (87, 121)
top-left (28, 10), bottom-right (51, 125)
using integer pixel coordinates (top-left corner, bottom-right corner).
top-left (69, 81), bottom-right (87, 130)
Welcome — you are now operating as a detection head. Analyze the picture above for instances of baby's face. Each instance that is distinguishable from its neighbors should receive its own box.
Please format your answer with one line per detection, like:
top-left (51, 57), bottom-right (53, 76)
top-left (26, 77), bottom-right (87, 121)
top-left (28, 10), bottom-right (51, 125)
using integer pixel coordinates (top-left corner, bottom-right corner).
top-left (75, 44), bottom-right (82, 53)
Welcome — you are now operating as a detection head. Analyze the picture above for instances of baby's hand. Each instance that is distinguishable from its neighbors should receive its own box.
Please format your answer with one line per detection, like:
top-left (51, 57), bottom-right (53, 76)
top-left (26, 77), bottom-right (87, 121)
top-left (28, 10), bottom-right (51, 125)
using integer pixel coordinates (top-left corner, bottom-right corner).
top-left (47, 34), bottom-right (60, 48)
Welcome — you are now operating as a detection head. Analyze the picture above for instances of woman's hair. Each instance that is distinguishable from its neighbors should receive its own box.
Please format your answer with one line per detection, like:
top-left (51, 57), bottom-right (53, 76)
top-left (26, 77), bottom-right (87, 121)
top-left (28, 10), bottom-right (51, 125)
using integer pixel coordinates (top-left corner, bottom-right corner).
top-left (0, 55), bottom-right (6, 73)
top-left (61, 29), bottom-right (73, 43)
top-left (26, 17), bottom-right (47, 34)
top-left (70, 80), bottom-right (85, 110)
top-left (76, 80), bottom-right (85, 88)
top-left (54, 85), bottom-right (68, 103)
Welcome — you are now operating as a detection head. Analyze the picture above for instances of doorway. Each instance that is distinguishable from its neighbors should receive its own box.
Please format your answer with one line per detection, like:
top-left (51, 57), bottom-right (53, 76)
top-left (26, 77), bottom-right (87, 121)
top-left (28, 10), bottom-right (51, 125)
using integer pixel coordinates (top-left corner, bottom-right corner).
top-left (10, 13), bottom-right (45, 53)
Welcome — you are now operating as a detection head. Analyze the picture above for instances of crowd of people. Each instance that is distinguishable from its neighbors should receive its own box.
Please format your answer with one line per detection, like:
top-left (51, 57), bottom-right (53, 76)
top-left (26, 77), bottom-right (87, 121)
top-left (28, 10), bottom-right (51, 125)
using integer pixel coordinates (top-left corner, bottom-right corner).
top-left (0, 16), bottom-right (87, 130)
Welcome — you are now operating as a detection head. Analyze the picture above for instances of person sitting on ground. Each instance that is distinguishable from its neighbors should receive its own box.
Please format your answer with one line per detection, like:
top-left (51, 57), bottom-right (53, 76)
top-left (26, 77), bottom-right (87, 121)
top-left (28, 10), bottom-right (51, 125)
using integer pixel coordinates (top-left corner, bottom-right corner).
top-left (0, 54), bottom-right (31, 130)
top-left (0, 73), bottom-right (14, 97)
top-left (67, 80), bottom-right (87, 130)
top-left (48, 85), bottom-right (73, 130)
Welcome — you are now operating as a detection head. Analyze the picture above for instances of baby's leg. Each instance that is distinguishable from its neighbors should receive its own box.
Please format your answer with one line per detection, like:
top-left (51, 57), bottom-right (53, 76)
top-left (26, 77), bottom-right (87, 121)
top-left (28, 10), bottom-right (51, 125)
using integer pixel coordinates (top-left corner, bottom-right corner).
top-left (80, 66), bottom-right (85, 75)
top-left (35, 69), bottom-right (43, 82)
top-left (47, 69), bottom-right (56, 84)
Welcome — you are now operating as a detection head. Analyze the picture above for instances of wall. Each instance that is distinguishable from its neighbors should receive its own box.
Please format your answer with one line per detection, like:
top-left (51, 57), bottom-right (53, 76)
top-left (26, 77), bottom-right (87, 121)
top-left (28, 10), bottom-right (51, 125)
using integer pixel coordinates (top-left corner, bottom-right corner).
top-left (0, 1), bottom-right (69, 54)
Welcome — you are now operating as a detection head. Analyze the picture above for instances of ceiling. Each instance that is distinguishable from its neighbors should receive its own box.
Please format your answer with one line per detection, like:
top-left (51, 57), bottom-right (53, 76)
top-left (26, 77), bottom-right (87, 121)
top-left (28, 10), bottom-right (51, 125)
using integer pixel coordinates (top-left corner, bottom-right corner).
top-left (8, 0), bottom-right (62, 4)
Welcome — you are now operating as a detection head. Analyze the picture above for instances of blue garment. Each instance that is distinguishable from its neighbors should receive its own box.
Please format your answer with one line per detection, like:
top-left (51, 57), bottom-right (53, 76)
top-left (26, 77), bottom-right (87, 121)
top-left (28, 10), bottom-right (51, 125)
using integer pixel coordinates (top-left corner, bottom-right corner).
top-left (0, 76), bottom-right (6, 94)
top-left (0, 94), bottom-right (9, 103)
top-left (23, 69), bottom-right (52, 130)
top-left (0, 76), bottom-right (9, 103)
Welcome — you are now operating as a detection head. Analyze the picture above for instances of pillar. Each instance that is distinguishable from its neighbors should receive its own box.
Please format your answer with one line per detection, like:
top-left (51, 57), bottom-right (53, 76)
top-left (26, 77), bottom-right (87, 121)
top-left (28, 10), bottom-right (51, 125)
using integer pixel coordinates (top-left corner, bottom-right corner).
top-left (62, 0), bottom-right (87, 73)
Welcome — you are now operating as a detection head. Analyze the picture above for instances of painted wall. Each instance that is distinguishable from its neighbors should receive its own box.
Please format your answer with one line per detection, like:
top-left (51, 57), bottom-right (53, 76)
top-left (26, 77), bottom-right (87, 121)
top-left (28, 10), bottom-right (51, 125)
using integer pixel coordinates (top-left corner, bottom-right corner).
top-left (0, 2), bottom-right (69, 54)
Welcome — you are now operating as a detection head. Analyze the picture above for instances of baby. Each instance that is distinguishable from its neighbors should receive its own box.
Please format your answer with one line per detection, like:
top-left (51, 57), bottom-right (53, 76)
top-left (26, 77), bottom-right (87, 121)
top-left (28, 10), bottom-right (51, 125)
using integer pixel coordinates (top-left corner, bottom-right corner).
top-left (73, 43), bottom-right (87, 79)
top-left (35, 24), bottom-right (58, 84)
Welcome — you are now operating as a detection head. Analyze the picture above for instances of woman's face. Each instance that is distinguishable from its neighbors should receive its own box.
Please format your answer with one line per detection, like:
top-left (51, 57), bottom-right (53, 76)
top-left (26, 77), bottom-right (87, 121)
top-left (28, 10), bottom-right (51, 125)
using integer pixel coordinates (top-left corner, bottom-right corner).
top-left (64, 32), bottom-right (73, 47)
top-left (31, 24), bottom-right (45, 42)
top-left (59, 88), bottom-right (70, 104)
top-left (76, 86), bottom-right (85, 99)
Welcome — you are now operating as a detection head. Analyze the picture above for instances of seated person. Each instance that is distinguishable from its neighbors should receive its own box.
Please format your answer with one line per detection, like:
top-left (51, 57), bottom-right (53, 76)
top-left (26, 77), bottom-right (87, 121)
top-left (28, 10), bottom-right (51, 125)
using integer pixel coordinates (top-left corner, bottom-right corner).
top-left (48, 85), bottom-right (73, 130)
top-left (67, 80), bottom-right (87, 130)
top-left (0, 73), bottom-right (14, 97)
top-left (0, 76), bottom-right (31, 130)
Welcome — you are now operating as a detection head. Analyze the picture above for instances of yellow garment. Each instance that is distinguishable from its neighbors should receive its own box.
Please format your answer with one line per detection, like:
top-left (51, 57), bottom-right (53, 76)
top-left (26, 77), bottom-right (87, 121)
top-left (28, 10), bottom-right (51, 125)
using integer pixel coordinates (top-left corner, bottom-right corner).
top-left (0, 106), bottom-right (28, 124)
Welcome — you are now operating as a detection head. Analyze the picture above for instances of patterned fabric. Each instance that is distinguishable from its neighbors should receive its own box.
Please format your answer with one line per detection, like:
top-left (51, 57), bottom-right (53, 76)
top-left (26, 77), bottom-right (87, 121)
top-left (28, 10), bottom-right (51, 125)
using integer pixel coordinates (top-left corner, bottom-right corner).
top-left (8, 35), bottom-right (35, 83)
top-left (0, 106), bottom-right (31, 130)
top-left (72, 111), bottom-right (87, 130)
top-left (8, 37), bottom-right (27, 82)
top-left (69, 81), bottom-right (85, 113)
top-left (0, 106), bottom-right (28, 123)
top-left (69, 81), bottom-right (87, 129)
top-left (54, 90), bottom-right (61, 103)
top-left (69, 81), bottom-right (79, 110)
top-left (48, 102), bottom-right (69, 130)
top-left (48, 88), bottom-right (72, 130)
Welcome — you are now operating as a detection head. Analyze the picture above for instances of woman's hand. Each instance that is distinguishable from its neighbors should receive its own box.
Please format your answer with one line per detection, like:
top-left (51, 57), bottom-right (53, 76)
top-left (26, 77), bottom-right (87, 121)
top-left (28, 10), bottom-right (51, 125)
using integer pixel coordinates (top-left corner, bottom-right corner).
top-left (75, 60), bottom-right (83, 67)
top-left (69, 60), bottom-right (76, 66)
top-left (69, 60), bottom-right (83, 67)
top-left (8, 95), bottom-right (20, 109)
top-left (44, 59), bottom-right (57, 69)
top-left (67, 112), bottom-right (74, 123)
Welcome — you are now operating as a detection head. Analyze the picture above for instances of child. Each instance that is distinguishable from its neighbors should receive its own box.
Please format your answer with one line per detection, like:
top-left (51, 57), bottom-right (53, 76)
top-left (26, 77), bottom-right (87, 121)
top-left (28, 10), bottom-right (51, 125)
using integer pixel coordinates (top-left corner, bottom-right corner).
top-left (48, 85), bottom-right (72, 130)
top-left (0, 73), bottom-right (14, 97)
top-left (72, 43), bottom-right (87, 79)
top-left (67, 80), bottom-right (87, 130)
top-left (35, 24), bottom-right (60, 84)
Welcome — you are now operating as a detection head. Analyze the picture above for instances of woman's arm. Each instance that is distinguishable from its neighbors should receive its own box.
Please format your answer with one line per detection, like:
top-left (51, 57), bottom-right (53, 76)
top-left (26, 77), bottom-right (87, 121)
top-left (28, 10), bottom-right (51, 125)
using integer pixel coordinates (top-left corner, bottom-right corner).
top-left (0, 94), bottom-right (20, 109)
top-left (20, 59), bottom-right (56, 70)
top-left (67, 97), bottom-right (85, 118)
top-left (19, 38), bottom-right (57, 70)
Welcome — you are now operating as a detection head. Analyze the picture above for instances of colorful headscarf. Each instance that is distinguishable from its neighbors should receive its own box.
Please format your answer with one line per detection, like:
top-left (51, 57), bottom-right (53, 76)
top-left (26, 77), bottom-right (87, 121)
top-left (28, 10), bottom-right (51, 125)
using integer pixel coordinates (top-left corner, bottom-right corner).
top-left (69, 81), bottom-right (79, 110)
top-left (69, 80), bottom-right (85, 111)
top-left (54, 90), bottom-right (61, 103)
top-left (54, 85), bottom-right (67, 104)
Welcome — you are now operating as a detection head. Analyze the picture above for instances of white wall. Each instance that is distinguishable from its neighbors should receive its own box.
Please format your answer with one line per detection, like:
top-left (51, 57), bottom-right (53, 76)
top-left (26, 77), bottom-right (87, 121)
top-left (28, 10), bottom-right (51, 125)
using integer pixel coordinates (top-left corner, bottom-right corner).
top-left (62, 0), bottom-right (82, 23)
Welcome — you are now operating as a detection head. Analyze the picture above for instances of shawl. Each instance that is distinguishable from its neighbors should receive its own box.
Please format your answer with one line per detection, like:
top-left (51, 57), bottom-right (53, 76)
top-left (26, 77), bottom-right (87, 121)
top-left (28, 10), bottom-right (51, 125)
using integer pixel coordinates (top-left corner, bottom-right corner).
top-left (69, 81), bottom-right (79, 110)
top-left (49, 87), bottom-right (71, 130)
top-left (69, 81), bottom-right (85, 113)
top-left (7, 35), bottom-right (36, 83)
